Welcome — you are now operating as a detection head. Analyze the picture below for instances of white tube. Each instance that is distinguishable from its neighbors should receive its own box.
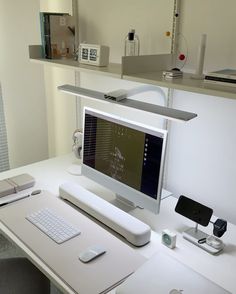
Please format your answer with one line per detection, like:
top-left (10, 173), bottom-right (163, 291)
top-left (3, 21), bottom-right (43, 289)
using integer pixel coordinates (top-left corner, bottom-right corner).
top-left (191, 33), bottom-right (207, 79)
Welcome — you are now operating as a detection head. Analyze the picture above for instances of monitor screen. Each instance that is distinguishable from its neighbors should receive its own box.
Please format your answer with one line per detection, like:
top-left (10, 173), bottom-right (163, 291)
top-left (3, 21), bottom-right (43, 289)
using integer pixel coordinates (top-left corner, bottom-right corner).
top-left (81, 108), bottom-right (167, 214)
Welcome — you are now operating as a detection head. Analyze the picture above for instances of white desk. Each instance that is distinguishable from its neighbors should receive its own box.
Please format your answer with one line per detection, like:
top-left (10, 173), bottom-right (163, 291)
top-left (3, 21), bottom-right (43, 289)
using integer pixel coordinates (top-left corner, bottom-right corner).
top-left (0, 153), bottom-right (236, 293)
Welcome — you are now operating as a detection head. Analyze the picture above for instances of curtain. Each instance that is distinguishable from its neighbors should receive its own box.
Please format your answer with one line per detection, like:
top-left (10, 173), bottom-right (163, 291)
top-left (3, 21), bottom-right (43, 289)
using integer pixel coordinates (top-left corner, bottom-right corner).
top-left (0, 83), bottom-right (9, 172)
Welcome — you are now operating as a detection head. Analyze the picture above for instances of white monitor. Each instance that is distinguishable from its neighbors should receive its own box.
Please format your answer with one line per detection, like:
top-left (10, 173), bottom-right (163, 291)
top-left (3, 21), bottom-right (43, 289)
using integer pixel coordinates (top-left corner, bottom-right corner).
top-left (81, 108), bottom-right (167, 214)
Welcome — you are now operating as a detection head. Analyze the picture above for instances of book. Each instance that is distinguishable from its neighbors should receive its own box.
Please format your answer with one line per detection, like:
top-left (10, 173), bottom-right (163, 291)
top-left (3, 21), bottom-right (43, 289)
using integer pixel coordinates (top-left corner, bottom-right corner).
top-left (204, 78), bottom-right (236, 87)
top-left (40, 12), bottom-right (75, 59)
top-left (205, 69), bottom-right (236, 79)
top-left (204, 69), bottom-right (236, 87)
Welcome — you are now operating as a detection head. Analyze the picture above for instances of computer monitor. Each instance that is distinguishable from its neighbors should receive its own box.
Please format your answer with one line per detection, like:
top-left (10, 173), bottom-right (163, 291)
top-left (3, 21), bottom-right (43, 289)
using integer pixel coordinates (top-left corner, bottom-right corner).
top-left (81, 108), bottom-right (167, 214)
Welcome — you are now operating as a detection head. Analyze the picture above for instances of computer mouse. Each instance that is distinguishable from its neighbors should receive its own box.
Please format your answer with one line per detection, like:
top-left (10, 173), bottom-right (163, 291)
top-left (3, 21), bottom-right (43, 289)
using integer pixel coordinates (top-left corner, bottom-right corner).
top-left (79, 245), bottom-right (106, 263)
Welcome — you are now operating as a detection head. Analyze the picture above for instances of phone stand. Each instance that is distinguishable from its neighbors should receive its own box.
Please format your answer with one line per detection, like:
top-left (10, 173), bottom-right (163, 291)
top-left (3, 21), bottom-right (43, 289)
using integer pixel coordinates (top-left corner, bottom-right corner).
top-left (183, 224), bottom-right (224, 255)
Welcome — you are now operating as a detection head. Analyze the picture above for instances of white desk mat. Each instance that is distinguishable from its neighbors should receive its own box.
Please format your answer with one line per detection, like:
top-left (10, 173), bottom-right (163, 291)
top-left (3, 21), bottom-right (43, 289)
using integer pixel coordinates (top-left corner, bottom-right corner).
top-left (0, 192), bottom-right (146, 294)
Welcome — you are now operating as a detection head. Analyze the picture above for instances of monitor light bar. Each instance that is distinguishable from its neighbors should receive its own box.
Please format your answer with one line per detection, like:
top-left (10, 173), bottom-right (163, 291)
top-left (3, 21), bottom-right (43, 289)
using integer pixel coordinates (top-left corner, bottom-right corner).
top-left (58, 84), bottom-right (197, 122)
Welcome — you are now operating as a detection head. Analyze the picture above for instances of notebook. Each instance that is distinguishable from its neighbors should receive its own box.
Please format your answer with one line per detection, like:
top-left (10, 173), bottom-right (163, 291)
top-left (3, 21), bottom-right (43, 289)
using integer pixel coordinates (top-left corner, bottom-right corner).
top-left (116, 252), bottom-right (230, 294)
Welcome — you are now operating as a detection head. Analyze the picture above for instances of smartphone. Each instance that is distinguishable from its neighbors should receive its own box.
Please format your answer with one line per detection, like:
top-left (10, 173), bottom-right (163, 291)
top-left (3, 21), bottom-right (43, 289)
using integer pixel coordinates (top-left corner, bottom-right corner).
top-left (175, 195), bottom-right (213, 226)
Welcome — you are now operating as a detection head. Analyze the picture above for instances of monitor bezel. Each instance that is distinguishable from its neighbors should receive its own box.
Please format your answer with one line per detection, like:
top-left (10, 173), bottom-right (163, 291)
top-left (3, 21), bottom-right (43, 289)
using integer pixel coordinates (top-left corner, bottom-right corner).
top-left (81, 107), bottom-right (167, 214)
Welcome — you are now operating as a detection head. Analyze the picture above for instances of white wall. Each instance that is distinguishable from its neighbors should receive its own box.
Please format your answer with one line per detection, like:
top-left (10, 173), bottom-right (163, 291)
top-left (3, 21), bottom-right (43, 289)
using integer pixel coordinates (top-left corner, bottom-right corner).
top-left (0, 0), bottom-right (48, 168)
top-left (43, 67), bottom-right (76, 157)
top-left (179, 0), bottom-right (236, 72)
top-left (167, 91), bottom-right (236, 223)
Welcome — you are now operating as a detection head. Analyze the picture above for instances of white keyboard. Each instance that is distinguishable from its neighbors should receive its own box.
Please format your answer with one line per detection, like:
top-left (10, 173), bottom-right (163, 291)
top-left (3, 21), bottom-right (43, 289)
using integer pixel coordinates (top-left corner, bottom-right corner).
top-left (26, 207), bottom-right (81, 244)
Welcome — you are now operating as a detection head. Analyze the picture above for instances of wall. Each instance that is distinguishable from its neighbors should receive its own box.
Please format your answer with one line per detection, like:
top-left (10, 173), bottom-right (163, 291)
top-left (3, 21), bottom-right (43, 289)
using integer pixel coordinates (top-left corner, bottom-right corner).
top-left (43, 67), bottom-right (76, 157)
top-left (167, 92), bottom-right (236, 223)
top-left (0, 0), bottom-right (48, 168)
top-left (179, 0), bottom-right (236, 72)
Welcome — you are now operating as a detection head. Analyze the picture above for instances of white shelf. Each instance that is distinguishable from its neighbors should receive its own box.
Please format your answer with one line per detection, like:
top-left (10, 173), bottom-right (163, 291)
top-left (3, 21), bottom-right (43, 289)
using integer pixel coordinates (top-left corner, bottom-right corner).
top-left (30, 57), bottom-right (122, 79)
top-left (29, 45), bottom-right (236, 100)
top-left (123, 71), bottom-right (236, 100)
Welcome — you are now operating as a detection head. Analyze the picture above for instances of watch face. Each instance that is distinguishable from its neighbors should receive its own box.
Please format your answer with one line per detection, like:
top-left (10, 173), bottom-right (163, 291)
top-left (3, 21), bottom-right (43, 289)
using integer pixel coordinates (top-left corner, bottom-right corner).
top-left (163, 233), bottom-right (171, 245)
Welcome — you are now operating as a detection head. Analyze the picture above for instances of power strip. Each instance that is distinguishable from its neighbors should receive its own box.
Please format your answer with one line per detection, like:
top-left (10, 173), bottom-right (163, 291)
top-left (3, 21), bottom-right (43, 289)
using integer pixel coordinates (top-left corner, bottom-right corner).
top-left (59, 182), bottom-right (151, 246)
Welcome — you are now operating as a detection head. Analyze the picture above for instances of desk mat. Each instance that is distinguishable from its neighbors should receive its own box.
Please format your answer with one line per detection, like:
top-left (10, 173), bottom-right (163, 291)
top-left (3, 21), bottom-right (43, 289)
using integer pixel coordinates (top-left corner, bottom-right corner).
top-left (0, 192), bottom-right (145, 294)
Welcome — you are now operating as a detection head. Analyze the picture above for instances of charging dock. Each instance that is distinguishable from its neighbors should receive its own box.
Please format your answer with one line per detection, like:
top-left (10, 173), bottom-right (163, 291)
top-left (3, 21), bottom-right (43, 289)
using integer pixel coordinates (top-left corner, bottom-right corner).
top-left (183, 225), bottom-right (224, 255)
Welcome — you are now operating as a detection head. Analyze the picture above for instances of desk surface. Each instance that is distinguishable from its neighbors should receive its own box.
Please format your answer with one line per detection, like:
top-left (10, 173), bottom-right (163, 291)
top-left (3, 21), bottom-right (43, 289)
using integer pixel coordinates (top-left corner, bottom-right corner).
top-left (0, 154), bottom-right (236, 294)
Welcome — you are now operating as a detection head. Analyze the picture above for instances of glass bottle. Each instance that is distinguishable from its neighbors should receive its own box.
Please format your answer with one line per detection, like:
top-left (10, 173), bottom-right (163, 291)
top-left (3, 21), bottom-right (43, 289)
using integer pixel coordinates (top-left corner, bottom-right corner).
top-left (124, 29), bottom-right (140, 56)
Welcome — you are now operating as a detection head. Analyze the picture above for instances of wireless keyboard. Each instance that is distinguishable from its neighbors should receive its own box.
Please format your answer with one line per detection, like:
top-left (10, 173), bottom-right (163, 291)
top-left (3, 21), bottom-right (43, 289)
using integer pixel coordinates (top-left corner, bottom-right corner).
top-left (26, 207), bottom-right (81, 244)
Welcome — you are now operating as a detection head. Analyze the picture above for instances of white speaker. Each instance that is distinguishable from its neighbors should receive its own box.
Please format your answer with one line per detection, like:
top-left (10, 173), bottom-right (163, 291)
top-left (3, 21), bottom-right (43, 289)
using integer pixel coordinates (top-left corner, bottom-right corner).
top-left (162, 229), bottom-right (177, 249)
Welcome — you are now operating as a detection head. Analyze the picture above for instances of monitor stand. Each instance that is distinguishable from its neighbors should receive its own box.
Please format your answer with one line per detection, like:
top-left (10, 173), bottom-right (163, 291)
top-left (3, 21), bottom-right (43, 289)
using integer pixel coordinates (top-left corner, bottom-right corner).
top-left (111, 189), bottom-right (173, 213)
top-left (67, 160), bottom-right (81, 176)
top-left (183, 224), bottom-right (223, 255)
top-left (111, 195), bottom-right (139, 213)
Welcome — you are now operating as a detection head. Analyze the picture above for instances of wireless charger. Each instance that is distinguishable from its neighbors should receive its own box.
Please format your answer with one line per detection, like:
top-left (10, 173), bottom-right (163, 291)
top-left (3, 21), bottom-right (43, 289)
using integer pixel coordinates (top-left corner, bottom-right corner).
top-left (175, 195), bottom-right (226, 255)
top-left (183, 224), bottom-right (223, 255)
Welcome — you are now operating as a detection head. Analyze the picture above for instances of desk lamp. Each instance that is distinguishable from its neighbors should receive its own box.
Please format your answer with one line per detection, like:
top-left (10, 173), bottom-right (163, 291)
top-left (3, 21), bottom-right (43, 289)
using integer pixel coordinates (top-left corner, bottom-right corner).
top-left (58, 84), bottom-right (197, 122)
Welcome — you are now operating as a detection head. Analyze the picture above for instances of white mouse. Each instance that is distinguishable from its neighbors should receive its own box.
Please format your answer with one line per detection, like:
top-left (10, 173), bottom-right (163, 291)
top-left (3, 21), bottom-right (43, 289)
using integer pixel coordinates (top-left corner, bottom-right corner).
top-left (79, 245), bottom-right (106, 263)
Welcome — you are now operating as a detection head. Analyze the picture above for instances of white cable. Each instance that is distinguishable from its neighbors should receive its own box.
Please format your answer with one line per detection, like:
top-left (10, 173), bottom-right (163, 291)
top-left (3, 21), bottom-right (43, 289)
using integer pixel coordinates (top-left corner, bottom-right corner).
top-left (126, 85), bottom-right (167, 106)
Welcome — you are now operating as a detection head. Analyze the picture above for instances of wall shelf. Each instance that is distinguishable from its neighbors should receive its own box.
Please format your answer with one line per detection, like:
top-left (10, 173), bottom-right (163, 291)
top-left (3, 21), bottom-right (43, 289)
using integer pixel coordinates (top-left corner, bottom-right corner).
top-left (30, 57), bottom-right (122, 79)
top-left (29, 45), bottom-right (236, 100)
top-left (29, 45), bottom-right (121, 78)
top-left (123, 71), bottom-right (236, 100)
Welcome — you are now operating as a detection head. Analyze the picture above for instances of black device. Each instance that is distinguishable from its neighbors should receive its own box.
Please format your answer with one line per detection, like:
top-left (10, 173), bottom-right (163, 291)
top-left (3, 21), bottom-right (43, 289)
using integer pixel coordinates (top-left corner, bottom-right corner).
top-left (213, 219), bottom-right (227, 237)
top-left (175, 195), bottom-right (213, 226)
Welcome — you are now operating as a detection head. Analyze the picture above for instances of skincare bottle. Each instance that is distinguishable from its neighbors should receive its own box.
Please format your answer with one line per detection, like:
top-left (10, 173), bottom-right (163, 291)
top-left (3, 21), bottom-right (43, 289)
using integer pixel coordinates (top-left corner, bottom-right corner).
top-left (124, 29), bottom-right (140, 56)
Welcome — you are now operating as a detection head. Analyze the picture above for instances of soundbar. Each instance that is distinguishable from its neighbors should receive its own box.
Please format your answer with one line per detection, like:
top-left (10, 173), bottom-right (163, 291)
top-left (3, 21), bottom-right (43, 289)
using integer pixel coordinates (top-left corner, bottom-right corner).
top-left (59, 182), bottom-right (151, 246)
